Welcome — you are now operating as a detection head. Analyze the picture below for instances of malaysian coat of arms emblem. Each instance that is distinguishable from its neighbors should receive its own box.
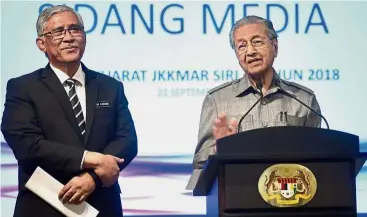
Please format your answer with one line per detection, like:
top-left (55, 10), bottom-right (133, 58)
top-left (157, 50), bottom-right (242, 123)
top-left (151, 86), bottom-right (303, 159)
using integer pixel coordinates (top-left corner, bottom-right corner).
top-left (258, 164), bottom-right (317, 207)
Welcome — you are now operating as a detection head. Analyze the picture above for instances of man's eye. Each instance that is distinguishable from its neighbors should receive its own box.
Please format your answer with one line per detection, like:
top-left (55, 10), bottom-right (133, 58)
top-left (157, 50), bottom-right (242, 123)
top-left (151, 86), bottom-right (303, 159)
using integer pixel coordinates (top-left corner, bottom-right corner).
top-left (52, 29), bottom-right (64, 35)
top-left (70, 26), bottom-right (80, 31)
top-left (253, 40), bottom-right (263, 45)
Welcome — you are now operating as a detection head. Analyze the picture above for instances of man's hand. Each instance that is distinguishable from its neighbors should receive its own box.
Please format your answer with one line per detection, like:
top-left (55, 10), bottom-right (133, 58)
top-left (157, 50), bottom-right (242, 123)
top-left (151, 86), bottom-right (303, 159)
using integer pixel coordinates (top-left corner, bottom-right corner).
top-left (213, 113), bottom-right (238, 152)
top-left (58, 172), bottom-right (95, 205)
top-left (94, 154), bottom-right (124, 187)
top-left (83, 152), bottom-right (124, 187)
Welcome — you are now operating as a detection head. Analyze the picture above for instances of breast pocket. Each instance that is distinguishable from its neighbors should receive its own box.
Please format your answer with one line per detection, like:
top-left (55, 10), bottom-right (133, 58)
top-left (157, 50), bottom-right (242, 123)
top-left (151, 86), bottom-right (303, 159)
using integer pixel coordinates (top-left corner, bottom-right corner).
top-left (95, 107), bottom-right (114, 116)
top-left (286, 114), bottom-right (306, 126)
top-left (94, 107), bottom-right (115, 128)
top-left (230, 114), bottom-right (253, 131)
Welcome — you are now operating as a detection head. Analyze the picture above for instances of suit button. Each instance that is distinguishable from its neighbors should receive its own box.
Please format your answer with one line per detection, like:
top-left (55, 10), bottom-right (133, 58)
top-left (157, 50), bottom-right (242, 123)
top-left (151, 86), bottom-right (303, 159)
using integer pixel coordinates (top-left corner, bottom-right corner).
top-left (262, 121), bottom-right (268, 127)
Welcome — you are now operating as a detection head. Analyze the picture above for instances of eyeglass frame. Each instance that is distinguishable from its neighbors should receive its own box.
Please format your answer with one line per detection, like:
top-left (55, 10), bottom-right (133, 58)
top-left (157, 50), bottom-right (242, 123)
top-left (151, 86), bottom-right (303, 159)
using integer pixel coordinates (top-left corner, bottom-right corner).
top-left (40, 25), bottom-right (85, 40)
top-left (236, 37), bottom-right (275, 53)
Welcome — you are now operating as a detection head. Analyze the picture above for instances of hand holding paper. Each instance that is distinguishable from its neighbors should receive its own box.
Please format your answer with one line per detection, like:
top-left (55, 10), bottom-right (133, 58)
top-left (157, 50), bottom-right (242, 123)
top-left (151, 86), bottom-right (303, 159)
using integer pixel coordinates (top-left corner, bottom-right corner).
top-left (26, 167), bottom-right (99, 217)
top-left (59, 172), bottom-right (96, 205)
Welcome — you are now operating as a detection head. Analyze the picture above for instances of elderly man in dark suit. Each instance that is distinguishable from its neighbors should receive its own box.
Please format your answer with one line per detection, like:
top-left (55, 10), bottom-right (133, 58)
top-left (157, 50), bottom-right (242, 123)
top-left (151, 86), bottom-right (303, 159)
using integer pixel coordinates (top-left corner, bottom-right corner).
top-left (1, 5), bottom-right (137, 217)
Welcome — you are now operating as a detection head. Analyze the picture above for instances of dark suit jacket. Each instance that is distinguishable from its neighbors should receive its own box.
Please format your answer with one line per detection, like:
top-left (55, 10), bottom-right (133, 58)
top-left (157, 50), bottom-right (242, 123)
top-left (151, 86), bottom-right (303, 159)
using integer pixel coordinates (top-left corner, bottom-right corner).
top-left (1, 63), bottom-right (138, 217)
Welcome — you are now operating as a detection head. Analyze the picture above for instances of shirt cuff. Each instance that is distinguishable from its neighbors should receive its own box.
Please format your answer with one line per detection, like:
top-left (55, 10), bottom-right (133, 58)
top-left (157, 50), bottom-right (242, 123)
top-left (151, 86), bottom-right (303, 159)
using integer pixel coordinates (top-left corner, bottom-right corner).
top-left (87, 170), bottom-right (102, 188)
top-left (80, 150), bottom-right (88, 170)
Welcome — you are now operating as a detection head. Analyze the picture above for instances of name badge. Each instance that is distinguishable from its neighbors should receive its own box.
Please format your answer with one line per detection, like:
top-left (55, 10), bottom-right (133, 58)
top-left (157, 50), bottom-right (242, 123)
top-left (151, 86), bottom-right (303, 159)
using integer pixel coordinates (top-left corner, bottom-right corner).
top-left (96, 101), bottom-right (111, 108)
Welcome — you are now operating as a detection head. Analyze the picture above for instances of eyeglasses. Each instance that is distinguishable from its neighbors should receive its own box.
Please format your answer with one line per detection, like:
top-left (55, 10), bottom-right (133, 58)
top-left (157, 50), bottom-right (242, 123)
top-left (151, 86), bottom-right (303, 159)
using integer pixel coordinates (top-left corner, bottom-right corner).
top-left (237, 37), bottom-right (273, 53)
top-left (41, 26), bottom-right (84, 40)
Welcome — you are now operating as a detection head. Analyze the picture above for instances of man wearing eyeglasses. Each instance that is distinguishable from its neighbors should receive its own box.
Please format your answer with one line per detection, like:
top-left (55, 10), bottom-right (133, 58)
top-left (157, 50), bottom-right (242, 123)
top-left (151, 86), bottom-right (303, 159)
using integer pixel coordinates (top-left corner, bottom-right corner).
top-left (186, 16), bottom-right (322, 190)
top-left (1, 5), bottom-right (137, 217)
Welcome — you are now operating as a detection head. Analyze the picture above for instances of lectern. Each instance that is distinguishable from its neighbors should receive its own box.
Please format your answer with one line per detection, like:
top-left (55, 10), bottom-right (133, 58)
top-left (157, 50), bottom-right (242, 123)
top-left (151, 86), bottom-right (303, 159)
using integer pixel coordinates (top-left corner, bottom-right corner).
top-left (193, 127), bottom-right (366, 217)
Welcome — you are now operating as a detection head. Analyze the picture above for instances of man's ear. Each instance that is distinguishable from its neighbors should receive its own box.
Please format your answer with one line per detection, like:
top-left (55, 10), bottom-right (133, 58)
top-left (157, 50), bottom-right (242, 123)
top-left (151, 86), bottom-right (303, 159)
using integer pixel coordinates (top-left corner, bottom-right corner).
top-left (273, 39), bottom-right (278, 58)
top-left (36, 37), bottom-right (47, 54)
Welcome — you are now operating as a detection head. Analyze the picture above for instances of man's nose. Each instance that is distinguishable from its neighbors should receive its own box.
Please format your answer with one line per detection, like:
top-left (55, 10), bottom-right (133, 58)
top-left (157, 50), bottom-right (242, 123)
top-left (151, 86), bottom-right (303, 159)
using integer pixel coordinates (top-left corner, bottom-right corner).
top-left (246, 43), bottom-right (257, 56)
top-left (62, 30), bottom-right (75, 42)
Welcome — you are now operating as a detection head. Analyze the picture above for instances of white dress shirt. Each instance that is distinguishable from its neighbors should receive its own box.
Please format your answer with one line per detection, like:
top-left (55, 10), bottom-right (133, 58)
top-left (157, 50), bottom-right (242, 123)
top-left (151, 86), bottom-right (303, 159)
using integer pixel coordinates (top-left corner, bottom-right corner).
top-left (50, 63), bottom-right (87, 170)
top-left (51, 64), bottom-right (87, 121)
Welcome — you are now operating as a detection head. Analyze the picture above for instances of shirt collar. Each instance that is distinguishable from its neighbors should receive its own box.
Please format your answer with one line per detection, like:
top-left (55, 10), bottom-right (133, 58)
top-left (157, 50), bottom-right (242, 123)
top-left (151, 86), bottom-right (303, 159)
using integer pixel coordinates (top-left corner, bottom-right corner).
top-left (233, 73), bottom-right (255, 97)
top-left (50, 63), bottom-right (85, 86)
top-left (233, 69), bottom-right (294, 97)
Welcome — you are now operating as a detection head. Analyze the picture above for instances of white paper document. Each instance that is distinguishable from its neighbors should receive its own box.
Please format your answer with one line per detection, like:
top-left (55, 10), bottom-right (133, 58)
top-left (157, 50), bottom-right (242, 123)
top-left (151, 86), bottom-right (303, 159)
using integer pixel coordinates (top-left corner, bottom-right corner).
top-left (25, 166), bottom-right (99, 217)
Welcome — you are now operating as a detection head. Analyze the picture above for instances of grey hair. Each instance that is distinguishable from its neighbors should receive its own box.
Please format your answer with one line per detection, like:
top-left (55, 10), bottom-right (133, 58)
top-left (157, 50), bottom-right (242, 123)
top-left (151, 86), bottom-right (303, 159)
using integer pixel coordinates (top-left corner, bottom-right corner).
top-left (229, 15), bottom-right (278, 49)
top-left (36, 5), bottom-right (84, 37)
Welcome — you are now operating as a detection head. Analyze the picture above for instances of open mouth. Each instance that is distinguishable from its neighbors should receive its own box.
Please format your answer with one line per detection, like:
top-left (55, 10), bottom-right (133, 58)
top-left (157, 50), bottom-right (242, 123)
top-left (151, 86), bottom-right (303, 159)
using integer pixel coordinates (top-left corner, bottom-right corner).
top-left (248, 58), bottom-right (262, 65)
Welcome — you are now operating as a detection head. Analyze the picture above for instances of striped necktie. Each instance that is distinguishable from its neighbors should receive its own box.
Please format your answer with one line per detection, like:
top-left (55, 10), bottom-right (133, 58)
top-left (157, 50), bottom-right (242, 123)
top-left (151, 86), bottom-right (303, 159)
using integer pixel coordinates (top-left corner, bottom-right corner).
top-left (65, 79), bottom-right (86, 136)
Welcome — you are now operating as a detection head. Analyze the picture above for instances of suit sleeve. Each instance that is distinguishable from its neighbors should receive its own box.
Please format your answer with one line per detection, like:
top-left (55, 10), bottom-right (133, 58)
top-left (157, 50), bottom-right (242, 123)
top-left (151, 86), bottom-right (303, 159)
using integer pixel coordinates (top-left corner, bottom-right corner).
top-left (101, 83), bottom-right (138, 171)
top-left (192, 94), bottom-right (218, 170)
top-left (305, 94), bottom-right (322, 128)
top-left (1, 78), bottom-right (85, 173)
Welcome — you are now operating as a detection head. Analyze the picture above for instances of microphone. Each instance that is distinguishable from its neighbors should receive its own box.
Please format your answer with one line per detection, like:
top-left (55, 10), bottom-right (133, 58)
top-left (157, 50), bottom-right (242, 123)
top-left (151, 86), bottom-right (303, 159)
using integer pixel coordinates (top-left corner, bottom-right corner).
top-left (276, 84), bottom-right (330, 129)
top-left (255, 81), bottom-right (263, 97)
top-left (237, 81), bottom-right (263, 133)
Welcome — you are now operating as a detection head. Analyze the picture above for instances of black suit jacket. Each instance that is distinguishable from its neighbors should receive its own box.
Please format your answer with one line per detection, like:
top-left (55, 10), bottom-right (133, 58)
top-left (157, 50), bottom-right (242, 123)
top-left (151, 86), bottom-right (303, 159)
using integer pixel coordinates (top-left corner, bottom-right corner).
top-left (1, 63), bottom-right (138, 217)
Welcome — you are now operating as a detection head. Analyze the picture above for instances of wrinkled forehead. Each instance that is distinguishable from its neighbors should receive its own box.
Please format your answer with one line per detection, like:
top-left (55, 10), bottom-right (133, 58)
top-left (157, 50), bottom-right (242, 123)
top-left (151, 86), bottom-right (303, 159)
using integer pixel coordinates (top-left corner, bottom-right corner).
top-left (234, 23), bottom-right (268, 43)
top-left (44, 11), bottom-right (81, 31)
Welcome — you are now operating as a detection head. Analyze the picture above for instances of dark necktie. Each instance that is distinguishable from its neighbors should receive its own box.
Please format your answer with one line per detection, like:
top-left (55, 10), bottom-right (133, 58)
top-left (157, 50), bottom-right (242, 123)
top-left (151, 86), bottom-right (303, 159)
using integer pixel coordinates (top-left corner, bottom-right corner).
top-left (65, 79), bottom-right (86, 136)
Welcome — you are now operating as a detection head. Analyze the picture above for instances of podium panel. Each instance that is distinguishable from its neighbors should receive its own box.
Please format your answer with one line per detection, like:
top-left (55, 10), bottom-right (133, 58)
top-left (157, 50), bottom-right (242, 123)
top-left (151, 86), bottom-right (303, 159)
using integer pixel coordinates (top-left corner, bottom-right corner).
top-left (192, 127), bottom-right (366, 217)
top-left (224, 162), bottom-right (355, 209)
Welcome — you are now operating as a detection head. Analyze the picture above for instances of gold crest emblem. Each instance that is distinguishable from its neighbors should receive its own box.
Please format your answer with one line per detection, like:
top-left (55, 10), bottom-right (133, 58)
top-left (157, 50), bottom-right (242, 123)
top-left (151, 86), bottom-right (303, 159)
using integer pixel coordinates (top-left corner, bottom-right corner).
top-left (258, 164), bottom-right (317, 207)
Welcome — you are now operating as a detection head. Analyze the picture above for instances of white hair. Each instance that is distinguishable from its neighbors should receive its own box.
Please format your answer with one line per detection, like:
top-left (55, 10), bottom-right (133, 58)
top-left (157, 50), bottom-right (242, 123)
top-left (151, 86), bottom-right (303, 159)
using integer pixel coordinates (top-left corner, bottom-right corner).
top-left (229, 15), bottom-right (278, 49)
top-left (36, 5), bottom-right (84, 36)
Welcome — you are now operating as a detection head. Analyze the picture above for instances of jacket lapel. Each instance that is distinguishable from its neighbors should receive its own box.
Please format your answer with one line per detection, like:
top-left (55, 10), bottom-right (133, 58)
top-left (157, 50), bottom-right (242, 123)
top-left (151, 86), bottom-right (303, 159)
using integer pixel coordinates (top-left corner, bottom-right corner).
top-left (40, 64), bottom-right (84, 143)
top-left (83, 64), bottom-right (99, 146)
